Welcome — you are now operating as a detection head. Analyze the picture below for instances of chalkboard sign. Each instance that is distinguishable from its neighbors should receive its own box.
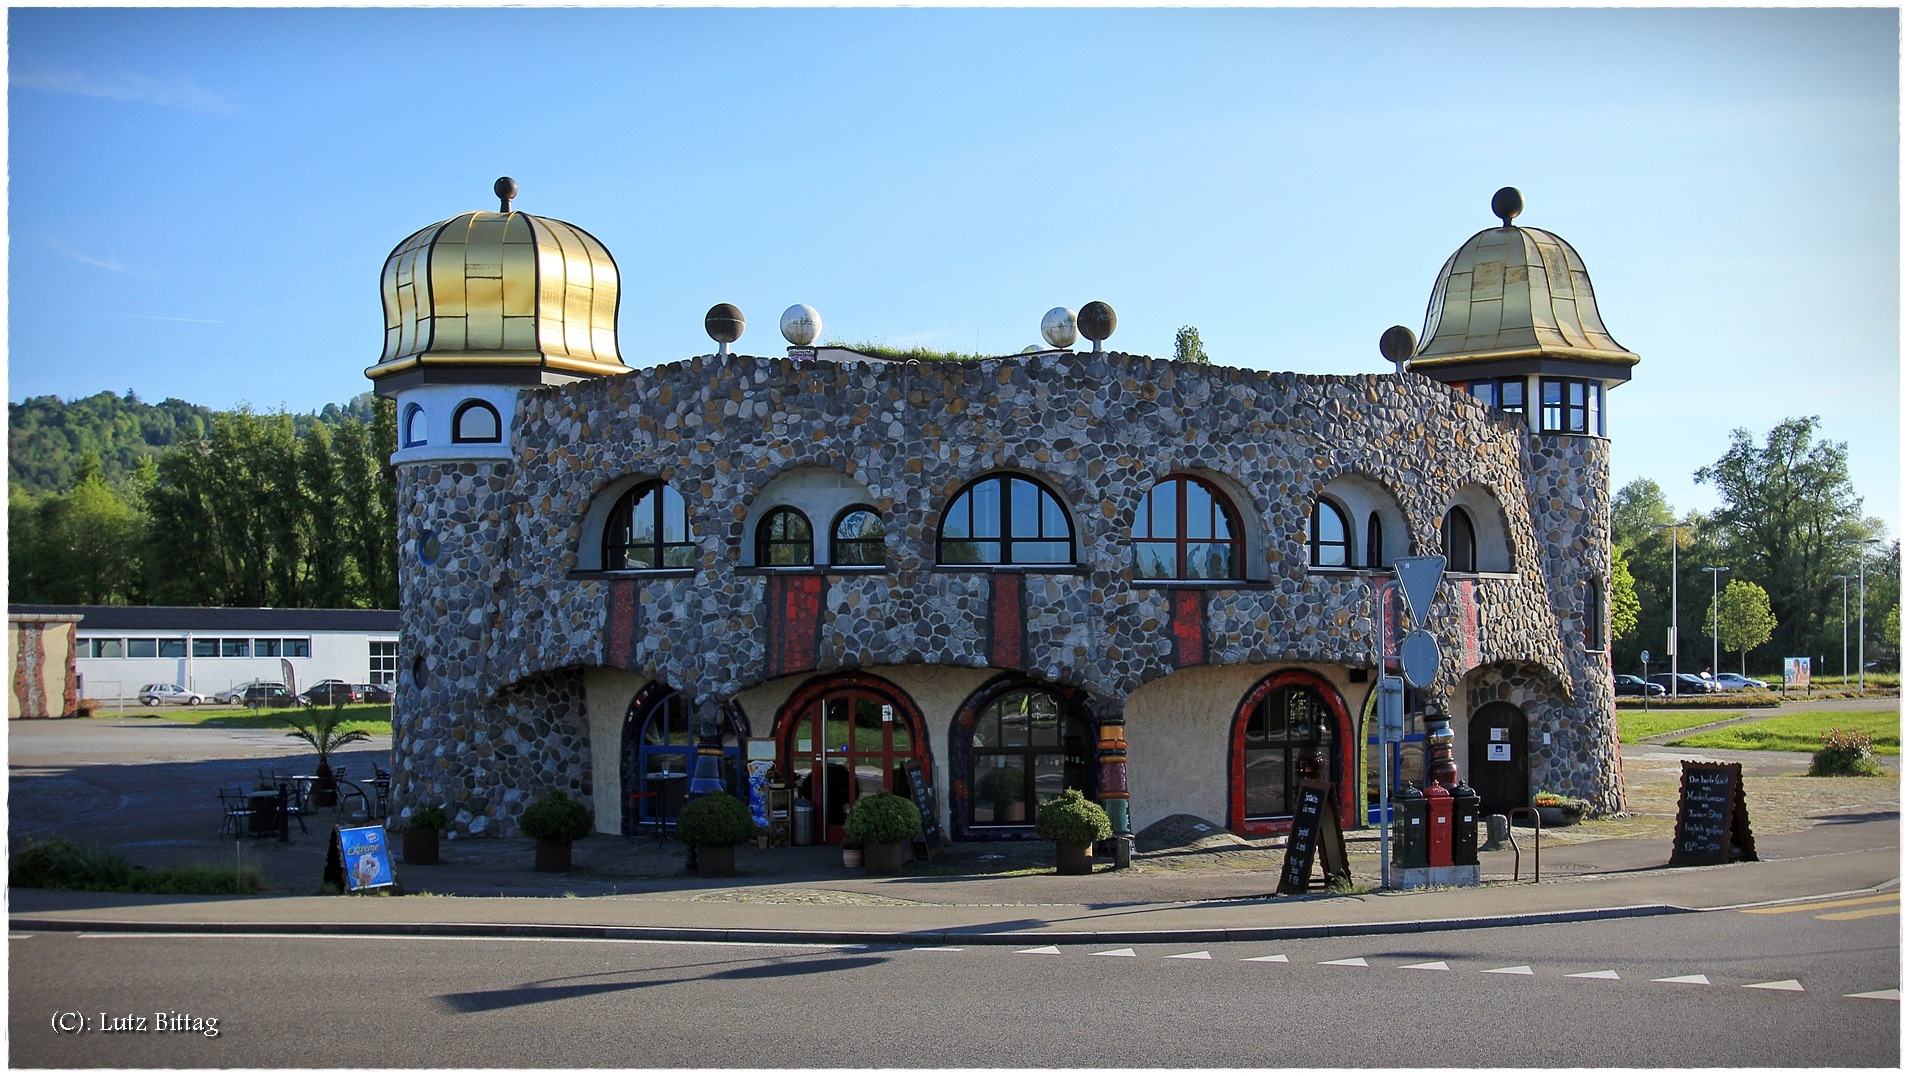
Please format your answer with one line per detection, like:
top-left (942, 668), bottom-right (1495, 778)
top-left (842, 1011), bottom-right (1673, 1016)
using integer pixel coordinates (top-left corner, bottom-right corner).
top-left (902, 759), bottom-right (942, 858)
top-left (1670, 761), bottom-right (1757, 866)
top-left (1277, 779), bottom-right (1350, 895)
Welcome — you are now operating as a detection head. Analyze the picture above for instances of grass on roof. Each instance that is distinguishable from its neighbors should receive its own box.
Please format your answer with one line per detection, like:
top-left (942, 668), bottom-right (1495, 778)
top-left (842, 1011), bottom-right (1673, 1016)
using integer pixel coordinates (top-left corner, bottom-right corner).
top-left (826, 340), bottom-right (993, 363)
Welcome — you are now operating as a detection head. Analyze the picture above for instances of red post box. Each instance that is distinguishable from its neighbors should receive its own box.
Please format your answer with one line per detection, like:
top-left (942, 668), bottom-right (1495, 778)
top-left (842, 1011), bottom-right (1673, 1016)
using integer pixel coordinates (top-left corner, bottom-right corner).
top-left (1426, 781), bottom-right (1454, 868)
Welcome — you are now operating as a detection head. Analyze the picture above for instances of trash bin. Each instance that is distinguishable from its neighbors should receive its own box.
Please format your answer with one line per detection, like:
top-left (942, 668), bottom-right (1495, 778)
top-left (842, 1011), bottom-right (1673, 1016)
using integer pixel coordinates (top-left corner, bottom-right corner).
top-left (792, 799), bottom-right (814, 846)
top-left (1450, 780), bottom-right (1480, 866)
top-left (1392, 782), bottom-right (1428, 869)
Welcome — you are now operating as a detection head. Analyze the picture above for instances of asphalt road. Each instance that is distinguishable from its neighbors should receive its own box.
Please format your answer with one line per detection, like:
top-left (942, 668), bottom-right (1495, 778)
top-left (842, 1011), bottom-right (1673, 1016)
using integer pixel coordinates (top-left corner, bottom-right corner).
top-left (11, 896), bottom-right (1897, 1067)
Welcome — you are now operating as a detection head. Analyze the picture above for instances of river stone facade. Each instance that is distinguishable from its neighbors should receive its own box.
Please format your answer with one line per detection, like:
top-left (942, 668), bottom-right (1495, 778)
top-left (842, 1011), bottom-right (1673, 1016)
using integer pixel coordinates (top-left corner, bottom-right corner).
top-left (388, 349), bottom-right (1620, 837)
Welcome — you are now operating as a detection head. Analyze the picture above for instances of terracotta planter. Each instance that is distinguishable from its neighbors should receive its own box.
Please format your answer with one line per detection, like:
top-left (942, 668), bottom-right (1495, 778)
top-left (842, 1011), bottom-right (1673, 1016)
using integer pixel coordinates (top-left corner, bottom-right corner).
top-left (534, 837), bottom-right (572, 872)
top-left (863, 839), bottom-right (910, 874)
top-left (402, 827), bottom-right (440, 865)
top-left (1055, 840), bottom-right (1094, 875)
top-left (697, 844), bottom-right (735, 878)
top-left (842, 847), bottom-right (863, 869)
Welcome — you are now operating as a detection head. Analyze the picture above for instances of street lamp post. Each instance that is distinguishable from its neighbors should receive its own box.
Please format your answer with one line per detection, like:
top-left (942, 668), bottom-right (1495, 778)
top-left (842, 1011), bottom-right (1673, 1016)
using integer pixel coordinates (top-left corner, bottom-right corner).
top-left (1703, 566), bottom-right (1729, 679)
top-left (1656, 523), bottom-right (1684, 697)
top-left (1832, 574), bottom-right (1854, 686)
top-left (1845, 539), bottom-right (1880, 693)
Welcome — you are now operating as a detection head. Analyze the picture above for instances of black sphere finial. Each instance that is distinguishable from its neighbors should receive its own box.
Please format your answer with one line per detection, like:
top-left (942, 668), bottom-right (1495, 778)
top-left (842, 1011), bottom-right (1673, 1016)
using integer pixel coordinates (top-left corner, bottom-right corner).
top-left (1379, 324), bottom-right (1417, 366)
top-left (495, 176), bottom-right (518, 213)
top-left (1492, 186), bottom-right (1523, 227)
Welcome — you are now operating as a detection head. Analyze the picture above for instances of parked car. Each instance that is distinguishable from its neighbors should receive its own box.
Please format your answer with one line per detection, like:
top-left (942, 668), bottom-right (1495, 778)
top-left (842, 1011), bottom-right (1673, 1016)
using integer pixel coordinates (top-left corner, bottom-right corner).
top-left (139, 683), bottom-right (207, 706)
top-left (353, 683), bottom-right (393, 704)
top-left (1647, 673), bottom-right (1719, 695)
top-left (301, 680), bottom-right (360, 706)
top-left (1614, 675), bottom-right (1665, 697)
top-left (1710, 673), bottom-right (1769, 691)
top-left (214, 681), bottom-right (298, 707)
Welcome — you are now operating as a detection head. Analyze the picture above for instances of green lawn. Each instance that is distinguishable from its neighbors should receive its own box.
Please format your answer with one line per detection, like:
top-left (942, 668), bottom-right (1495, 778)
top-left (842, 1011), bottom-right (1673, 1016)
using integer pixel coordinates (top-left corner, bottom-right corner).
top-left (155, 703), bottom-right (392, 738)
top-left (1666, 710), bottom-right (1901, 756)
top-left (1617, 710), bottom-right (1743, 743)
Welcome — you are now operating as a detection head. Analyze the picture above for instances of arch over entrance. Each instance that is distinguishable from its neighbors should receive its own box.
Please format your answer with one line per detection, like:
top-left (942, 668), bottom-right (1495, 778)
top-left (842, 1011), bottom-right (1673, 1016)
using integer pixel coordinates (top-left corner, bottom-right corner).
top-left (772, 672), bottom-right (928, 845)
top-left (620, 682), bottom-right (743, 835)
top-left (1229, 669), bottom-right (1356, 836)
top-left (948, 675), bottom-right (1099, 842)
top-left (1468, 701), bottom-right (1529, 815)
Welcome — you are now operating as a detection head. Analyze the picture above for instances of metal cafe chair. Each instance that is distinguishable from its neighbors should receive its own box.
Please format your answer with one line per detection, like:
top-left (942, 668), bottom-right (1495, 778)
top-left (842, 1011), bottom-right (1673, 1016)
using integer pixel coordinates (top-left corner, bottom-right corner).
top-left (276, 782), bottom-right (309, 836)
top-left (217, 785), bottom-right (256, 837)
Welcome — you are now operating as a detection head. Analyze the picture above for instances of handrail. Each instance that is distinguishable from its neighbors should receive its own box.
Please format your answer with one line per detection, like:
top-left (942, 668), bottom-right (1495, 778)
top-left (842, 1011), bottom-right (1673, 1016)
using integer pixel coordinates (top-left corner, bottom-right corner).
top-left (1506, 806), bottom-right (1542, 882)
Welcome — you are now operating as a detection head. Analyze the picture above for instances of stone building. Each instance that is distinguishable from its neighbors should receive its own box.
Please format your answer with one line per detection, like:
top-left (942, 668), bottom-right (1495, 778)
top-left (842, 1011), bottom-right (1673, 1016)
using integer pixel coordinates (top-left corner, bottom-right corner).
top-left (368, 182), bottom-right (1635, 841)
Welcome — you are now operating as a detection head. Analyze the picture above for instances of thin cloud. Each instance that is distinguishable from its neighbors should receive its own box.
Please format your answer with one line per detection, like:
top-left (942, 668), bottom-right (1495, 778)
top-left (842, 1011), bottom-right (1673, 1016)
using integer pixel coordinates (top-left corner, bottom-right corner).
top-left (42, 238), bottom-right (127, 273)
top-left (12, 64), bottom-right (232, 115)
top-left (95, 313), bottom-right (225, 325)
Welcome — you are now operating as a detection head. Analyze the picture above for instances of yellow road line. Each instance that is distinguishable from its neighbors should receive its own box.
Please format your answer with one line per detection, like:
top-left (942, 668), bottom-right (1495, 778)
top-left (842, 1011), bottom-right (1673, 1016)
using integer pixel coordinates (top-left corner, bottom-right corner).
top-left (1818, 906), bottom-right (1902, 921)
top-left (1741, 894), bottom-right (1899, 915)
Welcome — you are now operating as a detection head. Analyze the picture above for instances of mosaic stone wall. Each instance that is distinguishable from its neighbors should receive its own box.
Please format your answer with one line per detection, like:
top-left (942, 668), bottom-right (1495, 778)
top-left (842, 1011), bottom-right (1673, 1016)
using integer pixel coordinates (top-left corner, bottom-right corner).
top-left (391, 351), bottom-right (1618, 833)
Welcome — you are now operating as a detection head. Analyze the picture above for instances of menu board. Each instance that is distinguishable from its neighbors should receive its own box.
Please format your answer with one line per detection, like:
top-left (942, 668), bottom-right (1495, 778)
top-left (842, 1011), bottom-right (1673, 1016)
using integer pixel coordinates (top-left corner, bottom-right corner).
top-left (1277, 779), bottom-right (1350, 895)
top-left (1669, 761), bottom-right (1757, 866)
top-left (902, 759), bottom-right (942, 856)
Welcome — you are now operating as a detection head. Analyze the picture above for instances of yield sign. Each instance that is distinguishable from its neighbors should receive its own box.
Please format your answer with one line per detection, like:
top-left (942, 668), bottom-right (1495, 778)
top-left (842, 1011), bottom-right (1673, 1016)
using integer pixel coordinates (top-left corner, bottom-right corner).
top-left (1392, 555), bottom-right (1446, 630)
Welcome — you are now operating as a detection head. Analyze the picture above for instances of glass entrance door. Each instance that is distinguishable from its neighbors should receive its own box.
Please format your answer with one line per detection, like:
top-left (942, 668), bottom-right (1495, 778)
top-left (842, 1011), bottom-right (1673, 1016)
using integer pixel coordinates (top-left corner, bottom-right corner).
top-left (784, 689), bottom-right (920, 844)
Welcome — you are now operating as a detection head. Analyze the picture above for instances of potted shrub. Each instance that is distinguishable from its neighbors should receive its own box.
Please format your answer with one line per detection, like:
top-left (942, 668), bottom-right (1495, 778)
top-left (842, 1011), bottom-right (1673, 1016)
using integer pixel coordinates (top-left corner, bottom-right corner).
top-left (841, 789), bottom-right (920, 874)
top-left (1532, 791), bottom-right (1588, 827)
top-left (286, 703), bottom-right (371, 809)
top-left (1036, 788), bottom-right (1111, 875)
top-left (519, 791), bottom-right (593, 872)
top-left (403, 805), bottom-right (447, 865)
top-left (840, 837), bottom-right (864, 869)
top-left (676, 791), bottom-right (754, 878)
top-left (978, 765), bottom-right (1026, 822)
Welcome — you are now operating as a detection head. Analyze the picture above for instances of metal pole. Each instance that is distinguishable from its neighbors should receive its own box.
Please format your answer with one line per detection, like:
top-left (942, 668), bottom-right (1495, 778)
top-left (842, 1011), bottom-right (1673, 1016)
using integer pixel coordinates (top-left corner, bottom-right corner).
top-left (1362, 581), bottom-right (1391, 891)
top-left (1658, 524), bottom-right (1681, 698)
top-left (1833, 575), bottom-right (1852, 686)
top-left (1704, 567), bottom-right (1728, 682)
top-left (1857, 554), bottom-right (1867, 694)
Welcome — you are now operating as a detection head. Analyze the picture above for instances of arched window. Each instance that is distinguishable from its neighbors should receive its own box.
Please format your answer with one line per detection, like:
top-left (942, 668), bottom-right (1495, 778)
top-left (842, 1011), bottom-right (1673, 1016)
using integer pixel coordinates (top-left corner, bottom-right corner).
top-left (831, 505), bottom-right (886, 567)
top-left (1365, 512), bottom-right (1385, 570)
top-left (966, 688), bottom-right (1093, 827)
top-left (452, 400), bottom-right (501, 444)
top-left (1238, 679), bottom-right (1340, 824)
top-left (1585, 575), bottom-right (1605, 651)
top-left (1442, 507), bottom-right (1477, 574)
top-left (937, 474), bottom-right (1073, 566)
top-left (1132, 474), bottom-right (1242, 580)
top-left (755, 507), bottom-right (813, 566)
top-left (603, 481), bottom-right (696, 571)
top-left (1309, 499), bottom-right (1351, 567)
top-left (402, 404), bottom-right (427, 448)
top-left (621, 686), bottom-right (738, 833)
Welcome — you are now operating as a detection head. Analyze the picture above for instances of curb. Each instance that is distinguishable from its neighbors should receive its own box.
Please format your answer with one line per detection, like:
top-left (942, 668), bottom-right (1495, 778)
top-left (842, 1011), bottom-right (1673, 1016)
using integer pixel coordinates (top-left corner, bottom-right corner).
top-left (9, 903), bottom-right (1690, 946)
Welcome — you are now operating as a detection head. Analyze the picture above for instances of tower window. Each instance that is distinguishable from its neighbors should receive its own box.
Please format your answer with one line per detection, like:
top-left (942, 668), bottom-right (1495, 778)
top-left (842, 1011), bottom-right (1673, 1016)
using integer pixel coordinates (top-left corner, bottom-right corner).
top-left (1309, 499), bottom-right (1351, 568)
top-left (1585, 575), bottom-right (1606, 651)
top-left (452, 400), bottom-right (502, 443)
top-left (402, 404), bottom-right (427, 447)
top-left (1540, 378), bottom-right (1601, 435)
top-left (1365, 512), bottom-right (1385, 570)
top-left (1468, 377), bottom-right (1526, 416)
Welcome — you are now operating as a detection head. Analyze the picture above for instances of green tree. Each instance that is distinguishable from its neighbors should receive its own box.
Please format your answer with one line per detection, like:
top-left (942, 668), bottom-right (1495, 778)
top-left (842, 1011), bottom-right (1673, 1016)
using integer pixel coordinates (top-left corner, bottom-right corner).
top-left (1173, 326), bottom-right (1210, 364)
top-left (1611, 548), bottom-right (1640, 642)
top-left (1707, 579), bottom-right (1777, 676)
top-left (9, 470), bottom-right (146, 605)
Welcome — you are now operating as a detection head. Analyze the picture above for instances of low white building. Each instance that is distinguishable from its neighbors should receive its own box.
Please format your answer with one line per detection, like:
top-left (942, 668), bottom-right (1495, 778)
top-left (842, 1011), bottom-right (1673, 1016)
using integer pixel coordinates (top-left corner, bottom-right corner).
top-left (9, 605), bottom-right (399, 703)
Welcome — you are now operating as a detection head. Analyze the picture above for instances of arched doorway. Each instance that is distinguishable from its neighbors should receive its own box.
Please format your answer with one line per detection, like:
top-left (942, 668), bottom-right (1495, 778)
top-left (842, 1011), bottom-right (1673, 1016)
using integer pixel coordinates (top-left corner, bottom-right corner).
top-left (1468, 701), bottom-right (1529, 815)
top-left (621, 682), bottom-right (742, 835)
top-left (773, 674), bottom-right (927, 845)
top-left (949, 676), bottom-right (1098, 841)
top-left (1229, 669), bottom-right (1355, 836)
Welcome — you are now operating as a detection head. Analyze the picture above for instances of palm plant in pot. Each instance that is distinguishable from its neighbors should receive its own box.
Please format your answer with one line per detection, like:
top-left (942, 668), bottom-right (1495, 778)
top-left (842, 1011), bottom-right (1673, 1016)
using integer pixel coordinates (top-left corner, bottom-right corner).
top-left (1036, 788), bottom-right (1111, 875)
top-left (519, 791), bottom-right (593, 872)
top-left (676, 791), bottom-right (753, 878)
top-left (841, 789), bottom-right (920, 873)
top-left (286, 703), bottom-right (371, 809)
top-left (403, 805), bottom-right (447, 865)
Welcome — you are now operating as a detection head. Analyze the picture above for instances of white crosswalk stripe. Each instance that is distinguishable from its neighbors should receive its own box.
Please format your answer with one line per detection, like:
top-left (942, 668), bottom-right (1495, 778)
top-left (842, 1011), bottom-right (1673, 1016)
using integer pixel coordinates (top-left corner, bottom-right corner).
top-left (1241, 954), bottom-right (1289, 962)
top-left (1743, 980), bottom-right (1803, 992)
top-left (1093, 948), bottom-right (1136, 957)
top-left (1845, 989), bottom-right (1899, 1000)
top-left (1164, 951), bottom-right (1212, 960)
top-left (1015, 945), bottom-right (1061, 955)
top-left (912, 946), bottom-right (964, 951)
top-left (1319, 957), bottom-right (1369, 967)
top-left (1483, 965), bottom-right (1534, 975)
top-left (1399, 961), bottom-right (1449, 971)
top-left (1567, 970), bottom-right (1621, 980)
top-left (1652, 974), bottom-right (1710, 985)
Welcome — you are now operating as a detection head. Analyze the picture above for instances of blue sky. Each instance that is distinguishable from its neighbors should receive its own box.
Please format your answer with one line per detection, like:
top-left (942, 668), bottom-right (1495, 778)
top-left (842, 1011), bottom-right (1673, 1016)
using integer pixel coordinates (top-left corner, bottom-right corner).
top-left (8, 7), bottom-right (1900, 536)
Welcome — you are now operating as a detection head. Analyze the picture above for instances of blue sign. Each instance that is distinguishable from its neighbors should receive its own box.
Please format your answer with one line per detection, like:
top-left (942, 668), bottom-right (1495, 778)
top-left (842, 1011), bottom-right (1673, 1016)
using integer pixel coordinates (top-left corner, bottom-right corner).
top-left (338, 825), bottom-right (395, 891)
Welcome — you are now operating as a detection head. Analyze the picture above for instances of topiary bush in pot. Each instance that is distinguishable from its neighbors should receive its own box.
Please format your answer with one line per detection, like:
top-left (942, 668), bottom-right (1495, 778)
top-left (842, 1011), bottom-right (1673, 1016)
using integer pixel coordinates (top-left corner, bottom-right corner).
top-left (1035, 788), bottom-right (1111, 875)
top-left (842, 789), bottom-right (921, 873)
top-left (677, 792), bottom-right (754, 877)
top-left (519, 792), bottom-right (593, 872)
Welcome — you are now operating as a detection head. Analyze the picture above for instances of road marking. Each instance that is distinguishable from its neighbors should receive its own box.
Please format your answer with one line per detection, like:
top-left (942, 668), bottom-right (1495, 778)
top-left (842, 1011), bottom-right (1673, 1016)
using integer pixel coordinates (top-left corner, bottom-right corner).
top-left (1845, 989), bottom-right (1900, 1001)
top-left (8, 934), bottom-right (34, 940)
top-left (1482, 966), bottom-right (1534, 975)
top-left (1241, 954), bottom-right (1289, 963)
top-left (1743, 980), bottom-right (1804, 992)
top-left (1164, 951), bottom-right (1212, 960)
top-left (1015, 945), bottom-right (1062, 955)
top-left (1741, 894), bottom-right (1899, 915)
top-left (1318, 957), bottom-right (1368, 967)
top-left (1399, 961), bottom-right (1449, 971)
top-left (912, 946), bottom-right (964, 951)
top-left (1818, 906), bottom-right (1900, 921)
top-left (1093, 948), bottom-right (1137, 957)
top-left (71, 932), bottom-right (856, 950)
top-left (1653, 974), bottom-right (1711, 985)
top-left (1567, 970), bottom-right (1621, 980)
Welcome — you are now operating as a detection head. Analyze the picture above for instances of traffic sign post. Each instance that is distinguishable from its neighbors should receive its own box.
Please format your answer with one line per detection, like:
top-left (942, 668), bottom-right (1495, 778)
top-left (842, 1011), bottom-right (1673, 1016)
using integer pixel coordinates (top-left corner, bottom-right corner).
top-left (1377, 674), bottom-right (1405, 890)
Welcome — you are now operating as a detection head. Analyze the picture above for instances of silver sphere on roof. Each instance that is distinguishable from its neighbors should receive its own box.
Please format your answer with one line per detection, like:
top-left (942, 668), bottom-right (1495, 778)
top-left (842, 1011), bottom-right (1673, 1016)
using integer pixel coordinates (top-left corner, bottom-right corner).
top-left (780, 304), bottom-right (823, 347)
top-left (1041, 307), bottom-right (1078, 349)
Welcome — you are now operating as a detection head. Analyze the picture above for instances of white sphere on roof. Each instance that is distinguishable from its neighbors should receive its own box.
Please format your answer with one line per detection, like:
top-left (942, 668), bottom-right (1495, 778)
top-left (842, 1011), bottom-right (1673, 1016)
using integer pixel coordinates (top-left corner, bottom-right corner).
top-left (1041, 307), bottom-right (1078, 349)
top-left (780, 304), bottom-right (823, 346)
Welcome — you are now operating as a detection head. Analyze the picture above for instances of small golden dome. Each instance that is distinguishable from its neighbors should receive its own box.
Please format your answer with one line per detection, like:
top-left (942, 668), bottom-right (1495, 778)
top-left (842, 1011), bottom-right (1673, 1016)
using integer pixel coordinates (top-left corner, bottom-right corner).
top-left (365, 180), bottom-right (626, 388)
top-left (1409, 189), bottom-right (1638, 379)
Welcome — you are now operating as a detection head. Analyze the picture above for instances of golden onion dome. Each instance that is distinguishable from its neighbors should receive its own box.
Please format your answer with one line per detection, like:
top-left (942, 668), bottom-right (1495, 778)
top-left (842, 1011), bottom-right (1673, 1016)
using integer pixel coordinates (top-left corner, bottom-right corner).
top-left (1408, 188), bottom-right (1638, 381)
top-left (365, 178), bottom-right (626, 389)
